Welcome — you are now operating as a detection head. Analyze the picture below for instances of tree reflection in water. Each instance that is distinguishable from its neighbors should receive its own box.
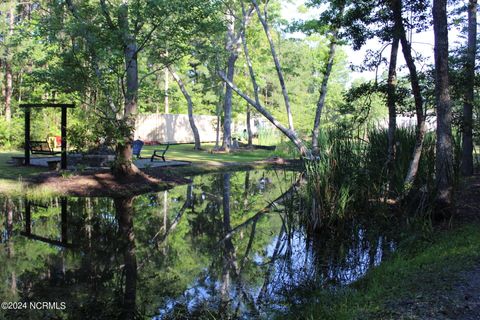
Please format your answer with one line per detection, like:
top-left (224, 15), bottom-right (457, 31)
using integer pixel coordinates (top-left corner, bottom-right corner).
top-left (0, 169), bottom-right (411, 319)
top-left (114, 196), bottom-right (137, 320)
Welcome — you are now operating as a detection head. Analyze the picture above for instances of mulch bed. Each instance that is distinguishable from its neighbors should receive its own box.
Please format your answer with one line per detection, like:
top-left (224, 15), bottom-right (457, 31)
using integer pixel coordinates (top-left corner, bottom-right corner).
top-left (21, 157), bottom-right (301, 197)
top-left (27, 169), bottom-right (190, 197)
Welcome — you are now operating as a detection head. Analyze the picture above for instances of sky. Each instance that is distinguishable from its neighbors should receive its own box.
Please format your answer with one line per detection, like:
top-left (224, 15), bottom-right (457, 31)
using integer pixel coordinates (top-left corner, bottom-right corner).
top-left (280, 0), bottom-right (463, 84)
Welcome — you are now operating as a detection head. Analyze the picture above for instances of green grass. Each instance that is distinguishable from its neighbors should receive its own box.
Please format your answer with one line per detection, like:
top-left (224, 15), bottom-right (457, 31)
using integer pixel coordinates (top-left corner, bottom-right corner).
top-left (0, 151), bottom-right (46, 180)
top-left (0, 143), bottom-right (282, 196)
top-left (0, 144), bottom-right (275, 183)
top-left (0, 150), bottom-right (50, 196)
top-left (287, 223), bottom-right (480, 319)
top-left (142, 143), bottom-right (275, 164)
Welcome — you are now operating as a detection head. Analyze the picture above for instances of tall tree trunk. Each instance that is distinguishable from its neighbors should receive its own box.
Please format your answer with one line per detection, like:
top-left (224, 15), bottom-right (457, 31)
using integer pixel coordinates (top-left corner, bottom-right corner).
top-left (5, 62), bottom-right (13, 122)
top-left (221, 9), bottom-right (238, 153)
top-left (164, 66), bottom-right (169, 114)
top-left (114, 3), bottom-right (139, 177)
top-left (312, 30), bottom-right (338, 156)
top-left (221, 2), bottom-right (311, 157)
top-left (220, 5), bottom-right (255, 152)
top-left (391, 0), bottom-right (426, 190)
top-left (168, 67), bottom-right (201, 150)
top-left (4, 4), bottom-right (14, 122)
top-left (433, 0), bottom-right (454, 209)
top-left (387, 37), bottom-right (400, 193)
top-left (222, 52), bottom-right (237, 151)
top-left (240, 4), bottom-right (257, 149)
top-left (225, 3), bottom-right (311, 158)
top-left (215, 86), bottom-right (222, 148)
top-left (246, 104), bottom-right (253, 147)
top-left (461, 0), bottom-right (477, 176)
top-left (252, 0), bottom-right (294, 131)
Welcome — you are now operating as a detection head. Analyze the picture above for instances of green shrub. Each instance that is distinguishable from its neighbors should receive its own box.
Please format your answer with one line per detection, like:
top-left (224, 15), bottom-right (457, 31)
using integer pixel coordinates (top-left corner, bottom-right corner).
top-left (0, 117), bottom-right (24, 149)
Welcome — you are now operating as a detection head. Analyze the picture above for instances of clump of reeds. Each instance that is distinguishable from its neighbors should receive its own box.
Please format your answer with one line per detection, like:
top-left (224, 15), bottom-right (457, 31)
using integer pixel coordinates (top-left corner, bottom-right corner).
top-left (302, 130), bottom-right (365, 229)
top-left (301, 126), bottom-right (456, 231)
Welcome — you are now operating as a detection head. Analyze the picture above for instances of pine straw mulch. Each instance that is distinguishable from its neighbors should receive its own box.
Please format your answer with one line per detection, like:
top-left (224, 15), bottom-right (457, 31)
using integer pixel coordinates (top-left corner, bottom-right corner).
top-left (26, 169), bottom-right (190, 197)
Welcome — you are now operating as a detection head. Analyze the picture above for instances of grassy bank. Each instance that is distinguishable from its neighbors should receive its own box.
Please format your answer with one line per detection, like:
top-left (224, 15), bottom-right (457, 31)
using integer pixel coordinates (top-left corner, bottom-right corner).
top-left (287, 223), bottom-right (480, 319)
top-left (0, 145), bottom-right (286, 197)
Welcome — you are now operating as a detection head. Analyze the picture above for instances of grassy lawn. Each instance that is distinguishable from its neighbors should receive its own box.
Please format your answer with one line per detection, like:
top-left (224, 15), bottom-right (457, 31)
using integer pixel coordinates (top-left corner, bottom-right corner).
top-left (287, 223), bottom-right (480, 319)
top-left (0, 144), bottom-right (279, 196)
top-left (0, 151), bottom-right (46, 180)
top-left (0, 151), bottom-right (48, 195)
top-left (0, 144), bottom-right (275, 181)
top-left (142, 143), bottom-right (276, 164)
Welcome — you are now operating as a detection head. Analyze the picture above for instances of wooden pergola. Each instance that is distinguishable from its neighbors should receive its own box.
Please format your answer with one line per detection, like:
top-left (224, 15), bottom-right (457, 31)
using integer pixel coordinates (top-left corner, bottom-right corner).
top-left (20, 103), bottom-right (75, 170)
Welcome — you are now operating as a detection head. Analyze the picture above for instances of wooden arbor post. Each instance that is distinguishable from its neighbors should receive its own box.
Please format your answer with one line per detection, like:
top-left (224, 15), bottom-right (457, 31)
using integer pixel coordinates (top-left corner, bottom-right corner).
top-left (20, 104), bottom-right (75, 170)
top-left (61, 107), bottom-right (67, 169)
top-left (24, 107), bottom-right (31, 166)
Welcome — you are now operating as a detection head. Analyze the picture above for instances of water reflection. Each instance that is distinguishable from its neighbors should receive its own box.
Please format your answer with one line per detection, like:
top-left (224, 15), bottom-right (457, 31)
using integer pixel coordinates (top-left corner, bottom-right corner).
top-left (23, 198), bottom-right (71, 247)
top-left (1, 169), bottom-right (404, 319)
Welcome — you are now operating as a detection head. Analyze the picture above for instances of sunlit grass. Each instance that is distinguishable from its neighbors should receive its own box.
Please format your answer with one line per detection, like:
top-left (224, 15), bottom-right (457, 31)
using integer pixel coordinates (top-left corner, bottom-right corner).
top-left (141, 143), bottom-right (275, 163)
top-left (0, 150), bottom-right (46, 181)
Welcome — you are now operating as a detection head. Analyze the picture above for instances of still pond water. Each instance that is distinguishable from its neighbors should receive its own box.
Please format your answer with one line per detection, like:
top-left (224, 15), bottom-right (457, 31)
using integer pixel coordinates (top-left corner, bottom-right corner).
top-left (0, 169), bottom-right (405, 319)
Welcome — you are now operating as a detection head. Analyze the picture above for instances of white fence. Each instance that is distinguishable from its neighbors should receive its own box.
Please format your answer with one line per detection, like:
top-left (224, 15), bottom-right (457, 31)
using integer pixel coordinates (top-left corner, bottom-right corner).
top-left (135, 114), bottom-right (218, 143)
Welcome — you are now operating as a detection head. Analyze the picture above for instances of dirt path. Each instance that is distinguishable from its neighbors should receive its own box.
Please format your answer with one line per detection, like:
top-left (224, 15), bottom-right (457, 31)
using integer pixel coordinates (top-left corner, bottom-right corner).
top-left (449, 175), bottom-right (480, 320)
top-left (388, 175), bottom-right (480, 320)
top-left (450, 265), bottom-right (480, 320)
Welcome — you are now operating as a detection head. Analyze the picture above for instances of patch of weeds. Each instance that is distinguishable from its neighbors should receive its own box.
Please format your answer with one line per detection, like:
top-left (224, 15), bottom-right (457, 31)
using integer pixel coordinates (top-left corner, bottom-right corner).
top-left (61, 170), bottom-right (74, 179)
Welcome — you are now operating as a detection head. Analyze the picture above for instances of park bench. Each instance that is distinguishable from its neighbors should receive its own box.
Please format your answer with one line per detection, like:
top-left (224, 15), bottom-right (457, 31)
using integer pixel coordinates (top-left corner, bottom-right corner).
top-left (151, 143), bottom-right (170, 162)
top-left (29, 140), bottom-right (62, 155)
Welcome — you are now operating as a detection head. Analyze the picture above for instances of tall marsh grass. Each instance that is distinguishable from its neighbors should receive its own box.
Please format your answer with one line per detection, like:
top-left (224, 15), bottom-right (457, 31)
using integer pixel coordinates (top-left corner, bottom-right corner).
top-left (303, 132), bottom-right (362, 229)
top-left (300, 127), bottom-right (457, 231)
top-left (256, 127), bottom-right (281, 146)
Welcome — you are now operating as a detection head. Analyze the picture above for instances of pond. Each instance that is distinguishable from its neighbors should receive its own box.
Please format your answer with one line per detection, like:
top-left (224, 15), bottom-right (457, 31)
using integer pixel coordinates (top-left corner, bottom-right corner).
top-left (0, 169), bottom-right (408, 319)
